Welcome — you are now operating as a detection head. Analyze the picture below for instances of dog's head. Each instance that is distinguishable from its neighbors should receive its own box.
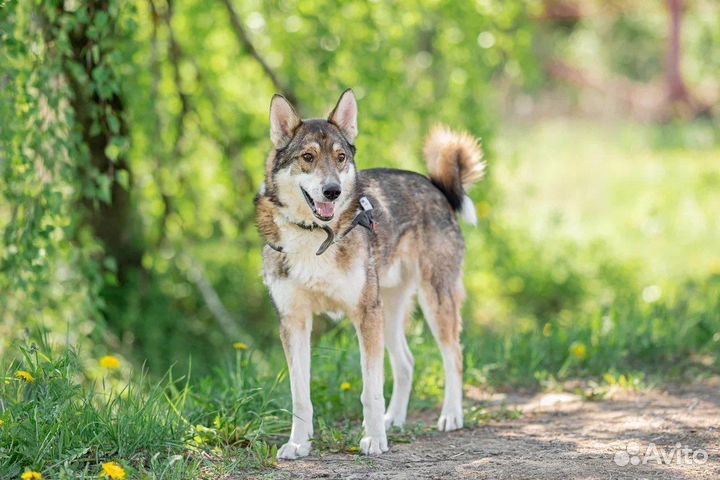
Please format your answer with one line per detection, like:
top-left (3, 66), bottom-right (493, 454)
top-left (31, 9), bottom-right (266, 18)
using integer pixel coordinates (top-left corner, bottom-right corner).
top-left (265, 89), bottom-right (358, 224)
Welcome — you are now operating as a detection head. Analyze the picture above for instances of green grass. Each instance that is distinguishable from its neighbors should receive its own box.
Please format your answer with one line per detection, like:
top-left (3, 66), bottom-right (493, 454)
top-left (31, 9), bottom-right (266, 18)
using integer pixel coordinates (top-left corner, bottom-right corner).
top-left (3, 269), bottom-right (718, 477)
top-left (0, 341), bottom-right (192, 479)
top-left (2, 120), bottom-right (719, 478)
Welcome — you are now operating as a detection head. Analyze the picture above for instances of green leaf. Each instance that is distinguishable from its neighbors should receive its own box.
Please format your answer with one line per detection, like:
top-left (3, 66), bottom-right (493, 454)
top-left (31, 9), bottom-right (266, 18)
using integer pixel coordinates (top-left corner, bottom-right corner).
top-left (107, 112), bottom-right (120, 135)
top-left (95, 174), bottom-right (112, 204)
top-left (103, 256), bottom-right (118, 273)
top-left (116, 169), bottom-right (129, 190)
top-left (94, 11), bottom-right (109, 30)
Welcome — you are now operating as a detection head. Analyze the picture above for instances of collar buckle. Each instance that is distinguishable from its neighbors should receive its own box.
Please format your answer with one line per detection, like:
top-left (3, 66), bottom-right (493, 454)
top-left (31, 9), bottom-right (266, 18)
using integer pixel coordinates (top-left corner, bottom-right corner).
top-left (315, 196), bottom-right (376, 255)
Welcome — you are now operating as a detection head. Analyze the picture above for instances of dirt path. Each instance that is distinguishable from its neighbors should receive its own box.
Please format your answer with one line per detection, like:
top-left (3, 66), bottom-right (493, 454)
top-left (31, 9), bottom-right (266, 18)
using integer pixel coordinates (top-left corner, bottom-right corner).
top-left (253, 380), bottom-right (719, 479)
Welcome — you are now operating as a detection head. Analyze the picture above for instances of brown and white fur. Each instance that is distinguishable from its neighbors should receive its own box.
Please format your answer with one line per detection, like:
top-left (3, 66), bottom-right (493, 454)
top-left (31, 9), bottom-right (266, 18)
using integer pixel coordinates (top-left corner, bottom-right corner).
top-left (255, 89), bottom-right (484, 459)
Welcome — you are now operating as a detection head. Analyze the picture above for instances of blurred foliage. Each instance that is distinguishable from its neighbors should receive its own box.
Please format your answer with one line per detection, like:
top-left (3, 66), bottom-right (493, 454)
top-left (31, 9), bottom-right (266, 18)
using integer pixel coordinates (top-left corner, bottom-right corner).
top-left (532, 0), bottom-right (719, 118)
top-left (605, 15), bottom-right (664, 82)
top-left (116, 0), bottom-right (542, 375)
top-left (0, 0), bottom-right (106, 356)
top-left (2, 0), bottom-right (719, 476)
top-left (0, 0), bottom-right (718, 427)
top-left (2, 0), bottom-right (542, 373)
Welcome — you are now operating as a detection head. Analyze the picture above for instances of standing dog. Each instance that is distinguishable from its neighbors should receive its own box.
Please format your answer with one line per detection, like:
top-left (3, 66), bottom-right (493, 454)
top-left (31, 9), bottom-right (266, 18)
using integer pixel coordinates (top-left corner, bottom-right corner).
top-left (255, 89), bottom-right (484, 459)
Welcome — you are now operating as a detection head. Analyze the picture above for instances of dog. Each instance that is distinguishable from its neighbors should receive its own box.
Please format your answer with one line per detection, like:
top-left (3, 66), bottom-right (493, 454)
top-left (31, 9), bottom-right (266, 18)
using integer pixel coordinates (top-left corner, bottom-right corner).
top-left (255, 89), bottom-right (484, 459)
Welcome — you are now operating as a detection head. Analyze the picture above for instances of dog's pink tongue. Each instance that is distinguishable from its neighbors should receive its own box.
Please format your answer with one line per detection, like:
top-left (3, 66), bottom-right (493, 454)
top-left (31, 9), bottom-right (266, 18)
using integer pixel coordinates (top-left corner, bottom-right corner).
top-left (316, 201), bottom-right (335, 218)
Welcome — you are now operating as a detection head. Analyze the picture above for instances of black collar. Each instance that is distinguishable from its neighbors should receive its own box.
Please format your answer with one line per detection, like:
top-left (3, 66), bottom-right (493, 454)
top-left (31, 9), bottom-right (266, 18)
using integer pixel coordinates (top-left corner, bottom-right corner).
top-left (267, 196), bottom-right (376, 256)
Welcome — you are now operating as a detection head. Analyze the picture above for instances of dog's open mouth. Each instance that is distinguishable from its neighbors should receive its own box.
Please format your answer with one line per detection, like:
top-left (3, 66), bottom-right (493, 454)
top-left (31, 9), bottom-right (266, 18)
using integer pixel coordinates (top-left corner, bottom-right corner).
top-left (301, 187), bottom-right (335, 221)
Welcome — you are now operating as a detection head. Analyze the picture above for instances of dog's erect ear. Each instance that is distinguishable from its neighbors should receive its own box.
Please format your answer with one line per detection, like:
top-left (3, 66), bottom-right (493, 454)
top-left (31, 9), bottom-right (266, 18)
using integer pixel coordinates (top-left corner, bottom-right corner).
top-left (328, 89), bottom-right (358, 144)
top-left (270, 94), bottom-right (301, 148)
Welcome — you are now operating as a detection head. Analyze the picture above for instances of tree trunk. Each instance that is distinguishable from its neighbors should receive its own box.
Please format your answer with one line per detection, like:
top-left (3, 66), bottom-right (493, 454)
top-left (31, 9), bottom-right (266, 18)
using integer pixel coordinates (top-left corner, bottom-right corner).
top-left (666, 0), bottom-right (692, 109)
top-left (62, 1), bottom-right (144, 282)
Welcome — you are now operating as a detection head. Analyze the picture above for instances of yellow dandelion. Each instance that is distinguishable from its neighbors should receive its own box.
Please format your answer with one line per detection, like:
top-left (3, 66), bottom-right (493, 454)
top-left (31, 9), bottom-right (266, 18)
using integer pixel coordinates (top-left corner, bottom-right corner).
top-left (21, 471), bottom-right (43, 480)
top-left (233, 342), bottom-right (249, 351)
top-left (340, 382), bottom-right (351, 391)
top-left (15, 371), bottom-right (35, 383)
top-left (570, 342), bottom-right (587, 361)
top-left (0, 419), bottom-right (4, 427)
top-left (542, 322), bottom-right (553, 337)
top-left (99, 355), bottom-right (121, 370)
top-left (101, 462), bottom-right (126, 480)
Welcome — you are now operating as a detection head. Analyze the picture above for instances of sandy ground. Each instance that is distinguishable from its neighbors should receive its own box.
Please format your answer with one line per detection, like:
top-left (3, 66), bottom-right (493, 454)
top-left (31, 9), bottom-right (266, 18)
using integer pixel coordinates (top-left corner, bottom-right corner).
top-left (250, 380), bottom-right (720, 480)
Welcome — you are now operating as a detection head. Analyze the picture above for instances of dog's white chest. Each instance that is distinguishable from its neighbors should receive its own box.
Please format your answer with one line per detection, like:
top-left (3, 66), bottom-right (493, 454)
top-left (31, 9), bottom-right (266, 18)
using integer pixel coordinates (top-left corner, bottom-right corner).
top-left (281, 227), bottom-right (365, 309)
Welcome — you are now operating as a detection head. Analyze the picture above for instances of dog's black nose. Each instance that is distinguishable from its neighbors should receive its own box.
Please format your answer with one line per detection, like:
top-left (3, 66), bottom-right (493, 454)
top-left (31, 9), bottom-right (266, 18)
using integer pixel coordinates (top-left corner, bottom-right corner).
top-left (322, 183), bottom-right (341, 201)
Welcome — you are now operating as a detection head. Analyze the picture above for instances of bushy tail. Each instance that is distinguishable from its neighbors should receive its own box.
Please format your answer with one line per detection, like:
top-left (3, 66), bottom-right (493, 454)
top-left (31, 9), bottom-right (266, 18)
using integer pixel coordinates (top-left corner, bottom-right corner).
top-left (424, 124), bottom-right (485, 225)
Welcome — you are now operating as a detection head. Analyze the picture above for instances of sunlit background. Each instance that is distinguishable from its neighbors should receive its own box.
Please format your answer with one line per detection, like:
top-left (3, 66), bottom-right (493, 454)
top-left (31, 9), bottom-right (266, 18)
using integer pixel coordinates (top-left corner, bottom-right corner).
top-left (0, 0), bottom-right (719, 475)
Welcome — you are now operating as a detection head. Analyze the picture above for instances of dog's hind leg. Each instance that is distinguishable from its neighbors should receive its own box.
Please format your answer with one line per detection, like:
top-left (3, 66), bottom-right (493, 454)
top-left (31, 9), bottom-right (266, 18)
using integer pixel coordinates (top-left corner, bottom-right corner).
top-left (381, 282), bottom-right (416, 429)
top-left (418, 275), bottom-right (465, 432)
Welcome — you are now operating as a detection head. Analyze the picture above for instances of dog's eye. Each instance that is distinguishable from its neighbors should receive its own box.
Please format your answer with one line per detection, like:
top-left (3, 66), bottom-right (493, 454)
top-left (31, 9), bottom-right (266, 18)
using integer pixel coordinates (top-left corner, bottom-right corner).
top-left (337, 153), bottom-right (346, 162)
top-left (302, 153), bottom-right (314, 162)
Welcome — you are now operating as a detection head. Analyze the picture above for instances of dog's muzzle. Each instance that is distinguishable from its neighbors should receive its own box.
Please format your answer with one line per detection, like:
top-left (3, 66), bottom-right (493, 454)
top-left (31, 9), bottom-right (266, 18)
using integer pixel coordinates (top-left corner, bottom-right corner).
top-left (301, 187), bottom-right (336, 221)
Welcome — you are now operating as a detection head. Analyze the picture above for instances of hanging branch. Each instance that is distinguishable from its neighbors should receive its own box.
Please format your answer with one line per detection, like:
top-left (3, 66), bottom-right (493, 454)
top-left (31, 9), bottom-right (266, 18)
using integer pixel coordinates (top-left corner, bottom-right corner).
top-left (157, 0), bottom-right (256, 191)
top-left (220, 0), bottom-right (299, 106)
top-left (144, 0), bottom-right (257, 334)
top-left (164, 0), bottom-right (192, 151)
top-left (147, 0), bottom-right (174, 247)
top-left (149, 0), bottom-right (257, 243)
top-left (183, 253), bottom-right (244, 340)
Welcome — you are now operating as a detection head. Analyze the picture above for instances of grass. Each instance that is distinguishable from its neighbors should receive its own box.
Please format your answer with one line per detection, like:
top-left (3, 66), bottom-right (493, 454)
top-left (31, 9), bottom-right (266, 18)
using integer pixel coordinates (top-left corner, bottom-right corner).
top-left (2, 120), bottom-right (719, 478)
top-left (494, 118), bottom-right (720, 281)
top-left (3, 273), bottom-right (717, 477)
top-left (0, 342), bottom-right (191, 479)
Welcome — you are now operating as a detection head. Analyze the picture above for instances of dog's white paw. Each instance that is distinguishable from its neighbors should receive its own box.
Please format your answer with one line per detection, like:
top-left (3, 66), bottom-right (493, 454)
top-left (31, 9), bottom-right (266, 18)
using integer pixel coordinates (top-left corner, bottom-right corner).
top-left (384, 412), bottom-right (406, 429)
top-left (359, 435), bottom-right (389, 455)
top-left (277, 440), bottom-right (311, 460)
top-left (437, 412), bottom-right (463, 432)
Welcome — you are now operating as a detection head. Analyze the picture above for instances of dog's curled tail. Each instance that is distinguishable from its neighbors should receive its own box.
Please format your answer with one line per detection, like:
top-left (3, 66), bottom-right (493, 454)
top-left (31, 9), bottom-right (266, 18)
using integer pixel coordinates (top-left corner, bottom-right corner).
top-left (424, 124), bottom-right (485, 225)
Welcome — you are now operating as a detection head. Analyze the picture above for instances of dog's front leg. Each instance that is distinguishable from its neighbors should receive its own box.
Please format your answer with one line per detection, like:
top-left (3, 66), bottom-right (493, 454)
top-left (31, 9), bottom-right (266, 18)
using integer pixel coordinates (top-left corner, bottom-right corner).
top-left (354, 299), bottom-right (389, 455)
top-left (277, 310), bottom-right (313, 460)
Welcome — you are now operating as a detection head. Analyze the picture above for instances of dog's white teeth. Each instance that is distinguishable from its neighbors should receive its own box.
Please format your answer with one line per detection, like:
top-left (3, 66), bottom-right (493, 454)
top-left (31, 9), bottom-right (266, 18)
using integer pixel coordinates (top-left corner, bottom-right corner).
top-left (315, 201), bottom-right (335, 219)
